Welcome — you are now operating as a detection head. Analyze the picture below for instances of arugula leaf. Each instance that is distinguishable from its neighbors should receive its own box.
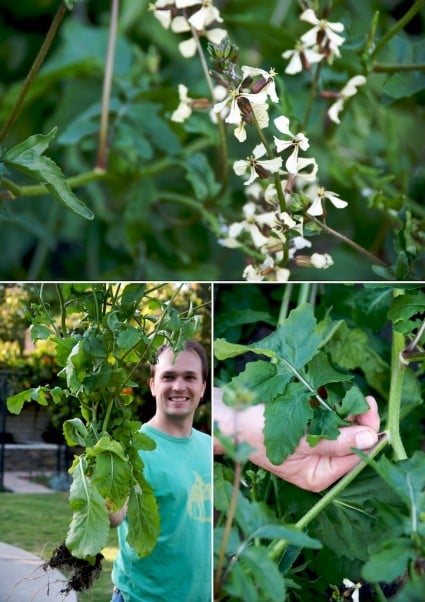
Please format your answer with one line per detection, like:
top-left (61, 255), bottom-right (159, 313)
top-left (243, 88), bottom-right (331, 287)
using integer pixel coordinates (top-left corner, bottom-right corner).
top-left (223, 360), bottom-right (292, 406)
top-left (126, 484), bottom-right (160, 558)
top-left (65, 457), bottom-right (109, 560)
top-left (3, 128), bottom-right (94, 220)
top-left (264, 382), bottom-right (313, 464)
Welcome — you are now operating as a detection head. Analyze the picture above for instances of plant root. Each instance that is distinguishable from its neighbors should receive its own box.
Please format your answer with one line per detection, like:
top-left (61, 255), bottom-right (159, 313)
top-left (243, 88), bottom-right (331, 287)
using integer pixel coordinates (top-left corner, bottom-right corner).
top-left (43, 543), bottom-right (103, 594)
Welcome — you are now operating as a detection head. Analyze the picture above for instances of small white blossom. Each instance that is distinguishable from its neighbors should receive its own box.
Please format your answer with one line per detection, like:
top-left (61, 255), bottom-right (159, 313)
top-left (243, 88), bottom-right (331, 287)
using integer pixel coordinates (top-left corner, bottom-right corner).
top-left (149, 1), bottom-right (173, 29)
top-left (306, 185), bottom-right (347, 216)
top-left (241, 66), bottom-right (279, 103)
top-left (273, 115), bottom-right (310, 174)
top-left (342, 578), bottom-right (362, 602)
top-left (233, 144), bottom-right (282, 186)
top-left (171, 84), bottom-right (193, 122)
top-left (300, 8), bottom-right (345, 61)
top-left (287, 156), bottom-right (319, 181)
top-left (282, 42), bottom-right (323, 74)
top-left (214, 86), bottom-right (268, 126)
top-left (328, 75), bottom-right (367, 124)
top-left (243, 256), bottom-right (290, 282)
top-left (295, 252), bottom-right (334, 269)
top-left (234, 102), bottom-right (269, 142)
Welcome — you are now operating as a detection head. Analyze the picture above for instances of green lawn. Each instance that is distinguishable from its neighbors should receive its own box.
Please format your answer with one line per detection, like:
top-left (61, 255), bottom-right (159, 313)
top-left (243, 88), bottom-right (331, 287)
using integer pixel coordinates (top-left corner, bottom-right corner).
top-left (0, 493), bottom-right (118, 602)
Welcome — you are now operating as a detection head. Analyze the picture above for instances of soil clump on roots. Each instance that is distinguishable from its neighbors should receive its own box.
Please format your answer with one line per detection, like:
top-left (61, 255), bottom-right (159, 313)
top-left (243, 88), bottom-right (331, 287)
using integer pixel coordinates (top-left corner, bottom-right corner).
top-left (43, 543), bottom-right (104, 594)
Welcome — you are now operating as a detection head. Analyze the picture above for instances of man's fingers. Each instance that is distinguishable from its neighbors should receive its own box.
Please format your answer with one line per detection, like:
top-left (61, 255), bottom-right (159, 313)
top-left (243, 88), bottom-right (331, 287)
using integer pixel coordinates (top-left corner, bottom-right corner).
top-left (296, 425), bottom-right (379, 458)
top-left (357, 395), bottom-right (380, 431)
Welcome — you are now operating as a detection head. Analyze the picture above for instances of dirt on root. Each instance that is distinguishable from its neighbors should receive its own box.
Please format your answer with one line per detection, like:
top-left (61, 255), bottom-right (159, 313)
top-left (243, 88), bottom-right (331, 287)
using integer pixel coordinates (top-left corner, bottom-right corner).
top-left (43, 543), bottom-right (103, 594)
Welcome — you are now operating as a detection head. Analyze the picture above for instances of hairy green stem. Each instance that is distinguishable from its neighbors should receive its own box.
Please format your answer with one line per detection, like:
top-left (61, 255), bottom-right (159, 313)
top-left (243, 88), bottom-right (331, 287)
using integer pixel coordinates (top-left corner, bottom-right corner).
top-left (371, 0), bottom-right (425, 60)
top-left (96, 0), bottom-right (120, 171)
top-left (214, 460), bottom-right (242, 597)
top-left (269, 435), bottom-right (389, 560)
top-left (386, 291), bottom-right (408, 460)
top-left (0, 2), bottom-right (67, 144)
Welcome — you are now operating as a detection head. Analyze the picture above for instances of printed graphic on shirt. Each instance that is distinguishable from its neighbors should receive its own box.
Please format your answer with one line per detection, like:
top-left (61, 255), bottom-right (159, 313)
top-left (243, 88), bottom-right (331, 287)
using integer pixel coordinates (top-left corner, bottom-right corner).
top-left (187, 472), bottom-right (211, 522)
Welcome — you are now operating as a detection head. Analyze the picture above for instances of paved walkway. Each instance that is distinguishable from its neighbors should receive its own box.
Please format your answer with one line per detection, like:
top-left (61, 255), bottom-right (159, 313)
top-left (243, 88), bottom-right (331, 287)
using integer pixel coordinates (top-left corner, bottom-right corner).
top-left (1, 473), bottom-right (77, 600)
top-left (2, 471), bottom-right (55, 493)
top-left (0, 542), bottom-right (78, 601)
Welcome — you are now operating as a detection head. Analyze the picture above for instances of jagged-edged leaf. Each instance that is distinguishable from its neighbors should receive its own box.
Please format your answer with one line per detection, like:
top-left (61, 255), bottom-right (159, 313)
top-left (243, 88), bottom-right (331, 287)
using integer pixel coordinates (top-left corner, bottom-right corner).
top-left (65, 457), bottom-right (109, 559)
top-left (214, 338), bottom-right (275, 361)
top-left (306, 352), bottom-right (352, 389)
top-left (336, 386), bottom-right (369, 419)
top-left (3, 128), bottom-right (93, 220)
top-left (264, 382), bottom-right (313, 464)
top-left (362, 538), bottom-right (414, 583)
top-left (126, 484), bottom-right (160, 557)
top-left (223, 360), bottom-right (291, 406)
top-left (252, 303), bottom-right (321, 369)
top-left (241, 546), bottom-right (286, 602)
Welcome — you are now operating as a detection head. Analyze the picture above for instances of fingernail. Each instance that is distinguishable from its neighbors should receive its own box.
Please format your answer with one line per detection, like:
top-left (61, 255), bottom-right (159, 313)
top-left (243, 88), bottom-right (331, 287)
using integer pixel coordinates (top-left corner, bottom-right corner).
top-left (355, 430), bottom-right (377, 449)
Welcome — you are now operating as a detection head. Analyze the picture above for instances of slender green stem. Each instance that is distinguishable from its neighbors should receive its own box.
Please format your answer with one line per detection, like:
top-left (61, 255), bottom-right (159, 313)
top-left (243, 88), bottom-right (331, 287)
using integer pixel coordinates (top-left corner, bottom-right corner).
top-left (35, 284), bottom-right (61, 337)
top-left (190, 23), bottom-right (229, 198)
top-left (1, 170), bottom-right (105, 199)
top-left (55, 284), bottom-right (67, 337)
top-left (302, 62), bottom-right (323, 132)
top-left (102, 397), bottom-right (115, 433)
top-left (309, 216), bottom-right (388, 267)
top-left (214, 460), bottom-right (242, 597)
top-left (280, 357), bottom-right (333, 411)
top-left (297, 283), bottom-right (310, 306)
top-left (386, 291), bottom-right (408, 460)
top-left (277, 283), bottom-right (294, 326)
top-left (269, 435), bottom-right (389, 560)
top-left (0, 2), bottom-right (67, 144)
top-left (374, 63), bottom-right (425, 73)
top-left (371, 0), bottom-right (425, 60)
top-left (96, 0), bottom-right (120, 170)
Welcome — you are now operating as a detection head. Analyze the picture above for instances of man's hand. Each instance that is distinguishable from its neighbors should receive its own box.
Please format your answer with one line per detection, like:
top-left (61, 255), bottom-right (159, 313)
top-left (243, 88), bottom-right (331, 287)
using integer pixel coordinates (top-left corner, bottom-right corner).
top-left (214, 388), bottom-right (380, 492)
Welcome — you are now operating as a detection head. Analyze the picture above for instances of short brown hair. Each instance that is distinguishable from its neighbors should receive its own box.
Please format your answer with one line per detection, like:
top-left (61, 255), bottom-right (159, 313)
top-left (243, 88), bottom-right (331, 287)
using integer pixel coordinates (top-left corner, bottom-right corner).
top-left (150, 340), bottom-right (209, 382)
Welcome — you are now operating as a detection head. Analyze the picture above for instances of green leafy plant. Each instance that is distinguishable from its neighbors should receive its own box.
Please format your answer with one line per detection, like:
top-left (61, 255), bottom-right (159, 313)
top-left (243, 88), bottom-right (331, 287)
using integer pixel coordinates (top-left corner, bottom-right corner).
top-left (214, 283), bottom-right (425, 601)
top-left (6, 282), bottom-right (209, 593)
top-left (0, 1), bottom-right (424, 279)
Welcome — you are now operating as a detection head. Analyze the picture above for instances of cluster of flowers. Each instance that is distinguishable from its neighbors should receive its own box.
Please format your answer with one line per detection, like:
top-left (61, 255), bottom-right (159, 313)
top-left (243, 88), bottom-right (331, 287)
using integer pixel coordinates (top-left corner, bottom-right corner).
top-left (150, 1), bottom-right (367, 280)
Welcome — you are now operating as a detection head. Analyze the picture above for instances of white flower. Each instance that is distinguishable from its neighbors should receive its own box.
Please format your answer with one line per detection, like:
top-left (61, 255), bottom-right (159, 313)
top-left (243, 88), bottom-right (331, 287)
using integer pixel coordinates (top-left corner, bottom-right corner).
top-left (342, 578), bottom-right (362, 602)
top-left (306, 185), bottom-right (348, 216)
top-left (214, 86), bottom-right (268, 126)
top-left (328, 75), bottom-right (367, 124)
top-left (150, 1), bottom-right (173, 29)
top-left (311, 253), bottom-right (334, 269)
top-left (228, 201), bottom-right (280, 248)
top-left (300, 8), bottom-right (345, 60)
top-left (295, 252), bottom-right (334, 269)
top-left (273, 115), bottom-right (310, 174)
top-left (171, 84), bottom-right (193, 122)
top-left (243, 256), bottom-right (290, 282)
top-left (233, 144), bottom-right (282, 186)
top-left (286, 156), bottom-right (319, 181)
top-left (234, 102), bottom-right (269, 142)
top-left (282, 42), bottom-right (323, 74)
top-left (241, 66), bottom-right (279, 103)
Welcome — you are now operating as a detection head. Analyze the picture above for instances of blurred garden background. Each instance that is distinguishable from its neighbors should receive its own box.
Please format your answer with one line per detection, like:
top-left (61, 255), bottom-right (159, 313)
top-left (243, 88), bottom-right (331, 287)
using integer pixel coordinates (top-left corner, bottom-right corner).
top-left (0, 0), bottom-right (424, 280)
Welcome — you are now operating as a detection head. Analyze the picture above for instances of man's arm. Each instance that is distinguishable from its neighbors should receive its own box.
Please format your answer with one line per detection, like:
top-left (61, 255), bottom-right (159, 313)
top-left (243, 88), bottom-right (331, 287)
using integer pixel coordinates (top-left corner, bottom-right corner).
top-left (214, 387), bottom-right (380, 492)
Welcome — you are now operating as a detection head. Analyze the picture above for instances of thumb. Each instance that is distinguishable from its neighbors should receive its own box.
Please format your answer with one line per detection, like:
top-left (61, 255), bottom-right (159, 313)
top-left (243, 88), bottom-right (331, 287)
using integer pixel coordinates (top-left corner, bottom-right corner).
top-left (298, 425), bottom-right (379, 457)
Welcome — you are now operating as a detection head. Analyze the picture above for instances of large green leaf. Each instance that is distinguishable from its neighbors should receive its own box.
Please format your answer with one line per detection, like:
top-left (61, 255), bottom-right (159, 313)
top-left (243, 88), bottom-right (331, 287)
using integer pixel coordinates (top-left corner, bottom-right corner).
top-left (90, 437), bottom-right (132, 512)
top-left (252, 304), bottom-right (321, 369)
top-left (126, 484), bottom-right (160, 558)
top-left (240, 546), bottom-right (286, 602)
top-left (264, 382), bottom-right (313, 464)
top-left (3, 128), bottom-right (94, 220)
top-left (223, 360), bottom-right (292, 406)
top-left (65, 457), bottom-right (110, 560)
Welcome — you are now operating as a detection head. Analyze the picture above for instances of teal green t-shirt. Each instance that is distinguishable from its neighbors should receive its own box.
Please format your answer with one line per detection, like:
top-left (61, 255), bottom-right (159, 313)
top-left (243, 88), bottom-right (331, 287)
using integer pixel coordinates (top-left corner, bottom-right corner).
top-left (112, 425), bottom-right (212, 602)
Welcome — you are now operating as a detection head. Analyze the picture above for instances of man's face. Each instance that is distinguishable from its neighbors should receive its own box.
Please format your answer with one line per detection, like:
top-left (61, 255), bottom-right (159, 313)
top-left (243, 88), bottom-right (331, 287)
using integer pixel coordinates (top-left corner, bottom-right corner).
top-left (149, 348), bottom-right (206, 422)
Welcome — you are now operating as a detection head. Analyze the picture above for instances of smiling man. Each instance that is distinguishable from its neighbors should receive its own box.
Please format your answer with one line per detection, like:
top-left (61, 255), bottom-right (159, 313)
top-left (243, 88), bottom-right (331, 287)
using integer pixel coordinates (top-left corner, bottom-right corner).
top-left (110, 341), bottom-right (212, 602)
